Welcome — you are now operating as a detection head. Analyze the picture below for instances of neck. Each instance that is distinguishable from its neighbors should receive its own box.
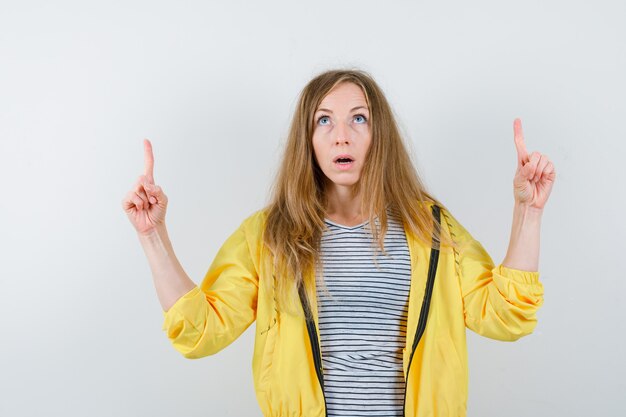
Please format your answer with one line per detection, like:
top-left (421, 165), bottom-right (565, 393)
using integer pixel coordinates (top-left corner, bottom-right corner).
top-left (324, 184), bottom-right (364, 225)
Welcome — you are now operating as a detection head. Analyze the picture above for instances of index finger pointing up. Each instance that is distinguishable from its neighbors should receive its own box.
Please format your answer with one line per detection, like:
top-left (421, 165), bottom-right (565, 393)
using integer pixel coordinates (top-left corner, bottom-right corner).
top-left (143, 138), bottom-right (155, 183)
top-left (513, 118), bottom-right (529, 167)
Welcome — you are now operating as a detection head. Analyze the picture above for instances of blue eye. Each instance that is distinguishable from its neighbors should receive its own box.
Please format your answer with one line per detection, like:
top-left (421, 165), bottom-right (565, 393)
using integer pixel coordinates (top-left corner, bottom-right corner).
top-left (354, 114), bottom-right (367, 124)
top-left (317, 116), bottom-right (330, 125)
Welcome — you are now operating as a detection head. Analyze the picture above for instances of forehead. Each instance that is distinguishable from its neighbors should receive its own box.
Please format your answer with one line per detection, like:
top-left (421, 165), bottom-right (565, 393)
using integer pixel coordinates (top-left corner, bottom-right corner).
top-left (317, 82), bottom-right (368, 110)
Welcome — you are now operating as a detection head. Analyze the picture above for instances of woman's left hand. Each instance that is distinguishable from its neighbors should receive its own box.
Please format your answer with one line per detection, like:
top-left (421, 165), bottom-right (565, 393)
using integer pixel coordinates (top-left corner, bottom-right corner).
top-left (512, 118), bottom-right (556, 210)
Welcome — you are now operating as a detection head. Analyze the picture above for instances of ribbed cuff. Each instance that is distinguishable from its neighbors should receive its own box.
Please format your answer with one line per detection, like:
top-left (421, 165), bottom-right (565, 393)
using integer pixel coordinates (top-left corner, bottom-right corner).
top-left (161, 286), bottom-right (201, 321)
top-left (496, 264), bottom-right (540, 285)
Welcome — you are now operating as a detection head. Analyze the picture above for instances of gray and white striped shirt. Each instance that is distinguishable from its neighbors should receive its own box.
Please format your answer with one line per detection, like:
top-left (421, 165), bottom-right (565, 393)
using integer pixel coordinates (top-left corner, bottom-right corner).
top-left (316, 212), bottom-right (411, 416)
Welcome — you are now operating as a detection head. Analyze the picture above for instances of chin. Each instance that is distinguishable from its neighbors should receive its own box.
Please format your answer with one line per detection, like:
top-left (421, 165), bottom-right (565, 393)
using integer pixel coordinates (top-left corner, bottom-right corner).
top-left (325, 176), bottom-right (360, 188)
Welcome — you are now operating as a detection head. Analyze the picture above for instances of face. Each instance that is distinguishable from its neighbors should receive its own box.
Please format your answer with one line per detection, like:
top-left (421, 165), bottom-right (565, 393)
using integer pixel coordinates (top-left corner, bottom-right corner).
top-left (311, 82), bottom-right (372, 193)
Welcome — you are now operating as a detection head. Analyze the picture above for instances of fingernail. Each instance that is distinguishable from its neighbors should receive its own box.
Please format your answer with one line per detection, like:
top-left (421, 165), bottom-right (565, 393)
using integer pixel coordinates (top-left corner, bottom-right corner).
top-left (149, 197), bottom-right (156, 204)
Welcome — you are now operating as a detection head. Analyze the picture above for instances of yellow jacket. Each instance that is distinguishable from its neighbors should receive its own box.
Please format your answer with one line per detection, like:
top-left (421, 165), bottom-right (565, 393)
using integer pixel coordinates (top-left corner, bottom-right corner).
top-left (162, 203), bottom-right (544, 416)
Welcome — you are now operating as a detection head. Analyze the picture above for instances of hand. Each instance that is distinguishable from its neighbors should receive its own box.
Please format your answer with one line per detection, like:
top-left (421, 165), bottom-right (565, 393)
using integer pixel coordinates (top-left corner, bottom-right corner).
top-left (122, 139), bottom-right (168, 235)
top-left (512, 118), bottom-right (556, 210)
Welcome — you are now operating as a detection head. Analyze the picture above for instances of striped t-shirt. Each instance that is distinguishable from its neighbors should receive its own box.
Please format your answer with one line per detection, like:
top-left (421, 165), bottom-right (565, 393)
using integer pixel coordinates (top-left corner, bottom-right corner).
top-left (316, 212), bottom-right (411, 416)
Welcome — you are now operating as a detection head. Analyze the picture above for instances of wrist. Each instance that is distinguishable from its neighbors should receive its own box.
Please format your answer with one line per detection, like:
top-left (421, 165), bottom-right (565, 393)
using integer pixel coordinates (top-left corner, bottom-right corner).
top-left (513, 201), bottom-right (544, 220)
top-left (138, 224), bottom-right (169, 244)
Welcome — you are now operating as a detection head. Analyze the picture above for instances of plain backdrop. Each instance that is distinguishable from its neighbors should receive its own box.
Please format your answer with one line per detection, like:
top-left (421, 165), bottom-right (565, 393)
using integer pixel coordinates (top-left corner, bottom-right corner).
top-left (1, 1), bottom-right (624, 416)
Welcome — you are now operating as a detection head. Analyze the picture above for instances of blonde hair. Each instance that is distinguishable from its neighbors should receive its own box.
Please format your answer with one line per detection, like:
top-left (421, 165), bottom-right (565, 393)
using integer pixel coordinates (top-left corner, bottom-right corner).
top-left (262, 68), bottom-right (456, 316)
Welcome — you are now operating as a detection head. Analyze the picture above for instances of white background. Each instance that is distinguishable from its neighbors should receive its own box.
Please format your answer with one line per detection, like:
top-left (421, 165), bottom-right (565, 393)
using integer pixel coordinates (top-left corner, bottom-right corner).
top-left (1, 0), bottom-right (624, 416)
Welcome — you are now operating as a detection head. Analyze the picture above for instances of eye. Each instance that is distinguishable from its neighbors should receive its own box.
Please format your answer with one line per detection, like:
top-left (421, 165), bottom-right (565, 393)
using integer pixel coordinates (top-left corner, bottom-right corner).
top-left (354, 114), bottom-right (368, 124)
top-left (317, 115), bottom-right (331, 126)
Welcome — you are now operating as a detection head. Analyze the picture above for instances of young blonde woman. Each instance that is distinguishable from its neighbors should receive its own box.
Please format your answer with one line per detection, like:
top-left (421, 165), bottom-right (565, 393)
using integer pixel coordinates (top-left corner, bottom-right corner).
top-left (122, 69), bottom-right (555, 416)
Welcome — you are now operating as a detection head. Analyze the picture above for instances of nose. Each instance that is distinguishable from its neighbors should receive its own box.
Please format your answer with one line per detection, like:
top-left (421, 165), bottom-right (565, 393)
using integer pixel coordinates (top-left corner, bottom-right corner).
top-left (335, 121), bottom-right (351, 145)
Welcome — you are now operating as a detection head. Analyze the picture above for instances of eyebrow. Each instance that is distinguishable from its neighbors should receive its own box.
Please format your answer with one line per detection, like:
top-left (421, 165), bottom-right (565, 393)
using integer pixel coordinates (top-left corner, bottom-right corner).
top-left (315, 106), bottom-right (369, 114)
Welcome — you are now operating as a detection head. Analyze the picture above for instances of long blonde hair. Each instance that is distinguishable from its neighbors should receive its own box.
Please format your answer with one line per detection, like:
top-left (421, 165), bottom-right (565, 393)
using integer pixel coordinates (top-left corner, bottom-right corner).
top-left (263, 69), bottom-right (455, 315)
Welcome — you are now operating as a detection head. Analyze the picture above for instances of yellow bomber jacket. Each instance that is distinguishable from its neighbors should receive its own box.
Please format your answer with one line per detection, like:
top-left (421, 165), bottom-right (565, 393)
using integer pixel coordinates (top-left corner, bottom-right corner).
top-left (161, 202), bottom-right (544, 417)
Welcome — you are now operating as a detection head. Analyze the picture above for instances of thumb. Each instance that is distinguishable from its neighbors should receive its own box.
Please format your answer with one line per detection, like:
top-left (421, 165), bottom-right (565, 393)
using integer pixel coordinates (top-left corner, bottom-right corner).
top-left (144, 183), bottom-right (160, 204)
top-left (520, 153), bottom-right (538, 179)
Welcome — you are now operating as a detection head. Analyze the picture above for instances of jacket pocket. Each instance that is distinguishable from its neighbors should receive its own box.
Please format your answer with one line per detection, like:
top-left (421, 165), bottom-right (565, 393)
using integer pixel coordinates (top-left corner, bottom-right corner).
top-left (259, 317), bottom-right (278, 391)
top-left (434, 335), bottom-right (467, 401)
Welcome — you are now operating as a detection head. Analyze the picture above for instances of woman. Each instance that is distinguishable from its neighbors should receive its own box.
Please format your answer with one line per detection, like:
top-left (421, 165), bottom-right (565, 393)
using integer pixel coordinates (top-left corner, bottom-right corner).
top-left (122, 69), bottom-right (554, 416)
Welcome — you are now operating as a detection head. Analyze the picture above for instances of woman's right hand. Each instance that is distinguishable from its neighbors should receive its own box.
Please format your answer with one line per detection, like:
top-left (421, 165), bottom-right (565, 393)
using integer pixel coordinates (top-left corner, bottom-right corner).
top-left (122, 139), bottom-right (168, 236)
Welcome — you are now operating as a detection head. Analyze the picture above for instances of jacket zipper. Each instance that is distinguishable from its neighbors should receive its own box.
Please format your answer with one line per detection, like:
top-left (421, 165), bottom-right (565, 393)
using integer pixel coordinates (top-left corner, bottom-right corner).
top-left (402, 204), bottom-right (442, 416)
top-left (298, 282), bottom-right (328, 417)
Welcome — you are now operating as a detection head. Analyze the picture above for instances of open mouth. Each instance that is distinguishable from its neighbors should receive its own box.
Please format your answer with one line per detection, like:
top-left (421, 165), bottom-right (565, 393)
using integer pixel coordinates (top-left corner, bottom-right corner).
top-left (333, 154), bottom-right (355, 165)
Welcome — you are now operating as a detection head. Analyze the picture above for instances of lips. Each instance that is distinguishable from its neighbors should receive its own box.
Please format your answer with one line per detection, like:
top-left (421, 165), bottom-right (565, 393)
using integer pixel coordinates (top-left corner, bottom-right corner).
top-left (333, 154), bottom-right (354, 163)
top-left (332, 154), bottom-right (355, 171)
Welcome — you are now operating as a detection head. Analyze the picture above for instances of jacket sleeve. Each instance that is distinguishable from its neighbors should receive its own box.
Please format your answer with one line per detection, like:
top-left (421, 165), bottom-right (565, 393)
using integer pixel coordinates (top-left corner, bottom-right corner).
top-left (161, 215), bottom-right (259, 358)
top-left (441, 207), bottom-right (544, 341)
